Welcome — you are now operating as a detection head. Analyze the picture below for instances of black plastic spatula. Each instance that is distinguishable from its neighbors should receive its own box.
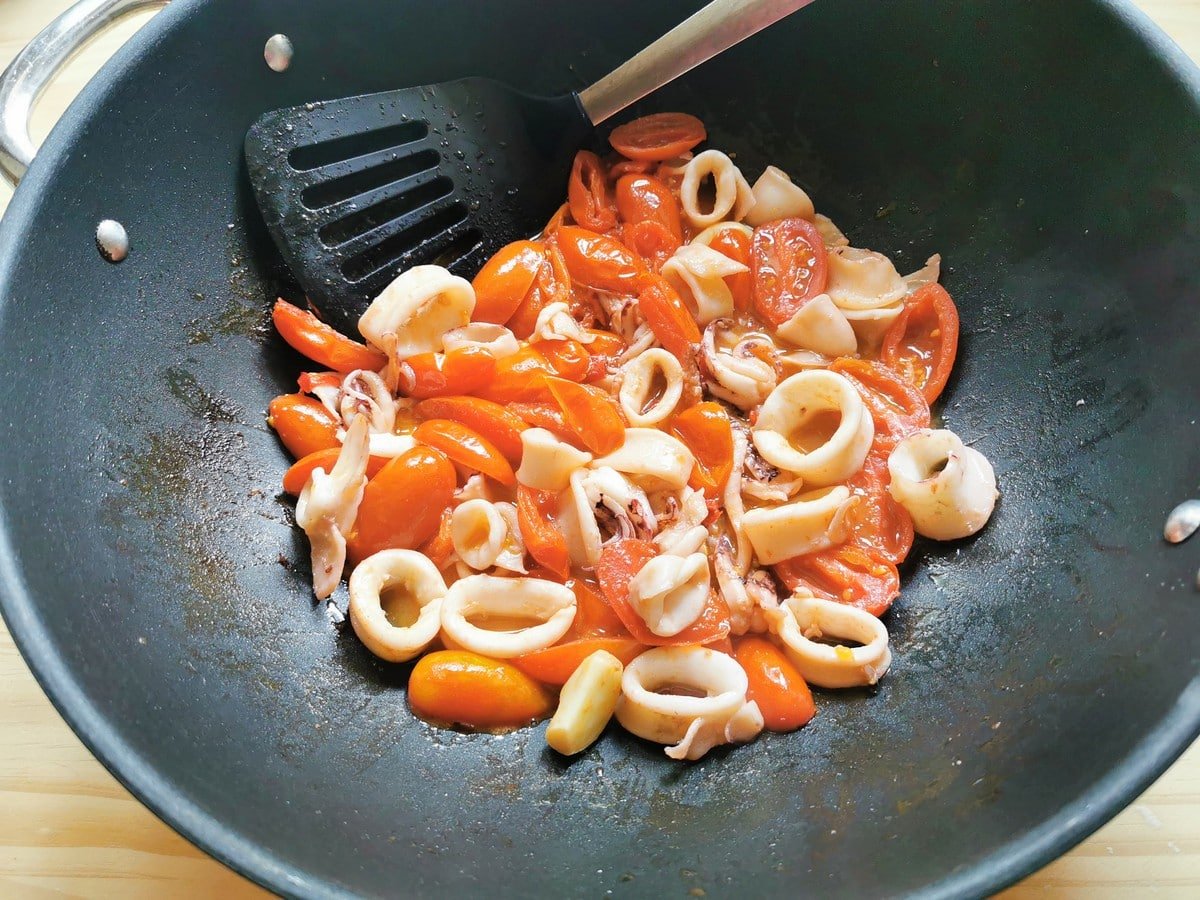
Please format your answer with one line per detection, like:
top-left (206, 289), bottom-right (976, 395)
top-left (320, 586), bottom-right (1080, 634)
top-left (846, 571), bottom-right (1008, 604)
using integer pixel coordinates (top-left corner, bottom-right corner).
top-left (245, 0), bottom-right (814, 335)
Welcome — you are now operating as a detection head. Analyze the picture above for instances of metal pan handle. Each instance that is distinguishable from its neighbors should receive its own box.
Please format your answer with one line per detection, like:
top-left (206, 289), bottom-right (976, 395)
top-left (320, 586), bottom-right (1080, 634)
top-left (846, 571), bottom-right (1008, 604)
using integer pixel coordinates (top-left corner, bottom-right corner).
top-left (0, 0), bottom-right (169, 186)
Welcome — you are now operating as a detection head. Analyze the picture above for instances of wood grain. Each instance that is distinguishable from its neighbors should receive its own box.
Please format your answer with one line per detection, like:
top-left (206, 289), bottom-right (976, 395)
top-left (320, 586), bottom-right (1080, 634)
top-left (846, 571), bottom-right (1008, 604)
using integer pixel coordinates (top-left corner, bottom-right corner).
top-left (0, 1), bottom-right (1196, 896)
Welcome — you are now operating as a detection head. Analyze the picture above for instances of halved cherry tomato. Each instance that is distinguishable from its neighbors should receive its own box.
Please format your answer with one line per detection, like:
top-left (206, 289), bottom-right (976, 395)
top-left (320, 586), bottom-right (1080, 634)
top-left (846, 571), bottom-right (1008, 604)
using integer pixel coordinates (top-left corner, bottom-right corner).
top-left (282, 447), bottom-right (388, 495)
top-left (637, 274), bottom-right (700, 360)
top-left (470, 239), bottom-right (544, 325)
top-left (272, 299), bottom-right (387, 374)
top-left (530, 338), bottom-right (591, 382)
top-left (844, 452), bottom-right (914, 565)
top-left (512, 637), bottom-right (646, 686)
top-left (412, 396), bottom-right (527, 465)
top-left (414, 419), bottom-right (515, 485)
top-left (595, 540), bottom-right (731, 646)
top-left (622, 220), bottom-right (679, 273)
top-left (297, 371), bottom-right (343, 395)
top-left (571, 578), bottom-right (629, 637)
top-left (734, 637), bottom-right (816, 732)
top-left (669, 402), bottom-right (734, 498)
top-left (267, 393), bottom-right (341, 459)
top-left (880, 283), bottom-right (960, 404)
top-left (517, 485), bottom-right (570, 579)
top-left (506, 240), bottom-right (572, 339)
top-left (543, 376), bottom-right (625, 455)
top-left (409, 651), bottom-right (553, 731)
top-left (615, 174), bottom-right (683, 244)
top-left (609, 112), bottom-right (706, 162)
top-left (608, 157), bottom-right (657, 178)
top-left (347, 446), bottom-right (455, 563)
top-left (751, 217), bottom-right (828, 326)
top-left (471, 347), bottom-right (558, 404)
top-left (507, 401), bottom-right (577, 445)
top-left (707, 227), bottom-right (754, 312)
top-left (418, 508), bottom-right (455, 570)
top-left (774, 545), bottom-right (900, 617)
top-left (568, 150), bottom-right (618, 232)
top-left (829, 357), bottom-right (931, 453)
top-left (556, 226), bottom-right (645, 293)
top-left (397, 346), bottom-right (496, 398)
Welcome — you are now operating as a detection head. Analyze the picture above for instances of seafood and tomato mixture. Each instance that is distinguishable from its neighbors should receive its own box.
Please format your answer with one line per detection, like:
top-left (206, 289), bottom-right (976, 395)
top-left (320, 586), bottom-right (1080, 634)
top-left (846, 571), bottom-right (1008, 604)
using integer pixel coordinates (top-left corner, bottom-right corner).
top-left (266, 112), bottom-right (998, 760)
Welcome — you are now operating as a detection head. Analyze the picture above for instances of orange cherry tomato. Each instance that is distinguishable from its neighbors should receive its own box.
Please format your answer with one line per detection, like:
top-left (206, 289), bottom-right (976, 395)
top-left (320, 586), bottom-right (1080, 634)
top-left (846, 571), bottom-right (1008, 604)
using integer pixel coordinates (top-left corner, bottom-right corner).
top-left (346, 446), bottom-right (456, 563)
top-left (637, 275), bottom-right (700, 360)
top-left (511, 637), bottom-right (647, 686)
top-left (583, 329), bottom-right (626, 356)
top-left (609, 112), bottom-right (707, 161)
top-left (282, 447), bottom-right (388, 495)
top-left (530, 338), bottom-right (591, 382)
top-left (595, 540), bottom-right (731, 646)
top-left (414, 419), bottom-right (516, 486)
top-left (408, 651), bottom-right (553, 731)
top-left (470, 239), bottom-right (544, 325)
top-left (608, 157), bottom-right (657, 178)
top-left (470, 347), bottom-right (557, 404)
top-left (615, 174), bottom-right (683, 244)
top-left (829, 357), bottom-right (931, 453)
top-left (418, 507), bottom-right (455, 570)
top-left (267, 393), bottom-right (341, 459)
top-left (570, 578), bottom-right (629, 637)
top-left (774, 546), bottom-right (900, 617)
top-left (567, 150), bottom-right (618, 232)
top-left (396, 346), bottom-right (497, 398)
top-left (507, 400), bottom-right (576, 444)
top-left (556, 225), bottom-right (646, 293)
top-left (751, 217), bottom-right (829, 326)
top-left (843, 452), bottom-right (914, 565)
top-left (506, 240), bottom-right (573, 339)
top-left (543, 376), bottom-right (625, 455)
top-left (412, 396), bottom-right (527, 465)
top-left (517, 486), bottom-right (571, 579)
top-left (669, 402), bottom-right (734, 498)
top-left (880, 283), bottom-right (961, 404)
top-left (733, 637), bottom-right (816, 732)
top-left (622, 220), bottom-right (679, 273)
top-left (272, 299), bottom-right (387, 374)
top-left (707, 227), bottom-right (754, 312)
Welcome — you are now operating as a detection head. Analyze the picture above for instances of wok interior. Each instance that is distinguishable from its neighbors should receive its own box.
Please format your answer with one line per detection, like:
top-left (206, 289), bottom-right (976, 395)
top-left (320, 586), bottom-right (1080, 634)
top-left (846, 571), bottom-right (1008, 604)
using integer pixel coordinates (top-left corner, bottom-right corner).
top-left (0, 1), bottom-right (1198, 896)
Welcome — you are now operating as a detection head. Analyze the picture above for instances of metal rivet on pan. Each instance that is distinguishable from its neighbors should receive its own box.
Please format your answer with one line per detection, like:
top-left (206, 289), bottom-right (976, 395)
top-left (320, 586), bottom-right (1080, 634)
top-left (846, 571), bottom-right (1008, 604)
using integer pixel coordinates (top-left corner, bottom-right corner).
top-left (95, 219), bottom-right (128, 263)
top-left (264, 34), bottom-right (293, 72)
top-left (1164, 499), bottom-right (1200, 544)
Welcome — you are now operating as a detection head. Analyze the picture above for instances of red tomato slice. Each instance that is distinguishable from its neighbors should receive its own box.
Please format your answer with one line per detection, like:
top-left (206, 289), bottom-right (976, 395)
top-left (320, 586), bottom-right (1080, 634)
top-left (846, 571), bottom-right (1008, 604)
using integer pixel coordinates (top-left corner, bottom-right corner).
top-left (843, 452), bottom-right (915, 565)
top-left (751, 217), bottom-right (828, 326)
top-left (880, 283), bottom-right (961, 404)
top-left (609, 113), bottom-right (707, 162)
top-left (774, 546), bottom-right (901, 617)
top-left (830, 357), bottom-right (931, 454)
top-left (733, 637), bottom-right (816, 732)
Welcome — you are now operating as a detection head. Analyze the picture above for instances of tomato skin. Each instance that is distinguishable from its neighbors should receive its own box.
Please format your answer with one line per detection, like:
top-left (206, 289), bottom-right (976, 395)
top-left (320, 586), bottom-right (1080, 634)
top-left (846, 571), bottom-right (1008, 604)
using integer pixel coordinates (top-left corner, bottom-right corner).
top-left (267, 393), bottom-right (341, 459)
top-left (408, 651), bottom-right (553, 731)
top-left (733, 637), bottom-right (816, 732)
top-left (880, 283), bottom-right (960, 404)
top-left (637, 275), bottom-right (700, 360)
top-left (844, 452), bottom-right (914, 565)
top-left (512, 637), bottom-right (646, 686)
top-left (595, 540), bottom-right (731, 646)
top-left (517, 486), bottom-right (570, 579)
top-left (669, 402), bottom-right (734, 498)
top-left (615, 174), bottom-right (683, 245)
top-left (470, 240), bottom-right (544, 325)
top-left (556, 226), bottom-right (645, 293)
top-left (622, 220), bottom-right (678, 273)
top-left (413, 419), bottom-right (515, 486)
top-left (751, 217), bottom-right (829, 326)
top-left (272, 299), bottom-right (387, 373)
top-left (568, 150), bottom-right (618, 232)
top-left (774, 546), bottom-right (901, 617)
top-left (412, 396), bottom-right (526, 465)
top-left (531, 338), bottom-right (590, 382)
top-left (542, 377), bottom-right (625, 455)
top-left (570, 578), bottom-right (629, 637)
top-left (829, 357), bottom-right (931, 453)
top-left (470, 347), bottom-right (558, 404)
top-left (609, 112), bottom-right (707, 161)
top-left (282, 448), bottom-right (387, 495)
top-left (418, 508), bottom-right (455, 569)
top-left (346, 446), bottom-right (456, 563)
top-left (397, 346), bottom-right (496, 398)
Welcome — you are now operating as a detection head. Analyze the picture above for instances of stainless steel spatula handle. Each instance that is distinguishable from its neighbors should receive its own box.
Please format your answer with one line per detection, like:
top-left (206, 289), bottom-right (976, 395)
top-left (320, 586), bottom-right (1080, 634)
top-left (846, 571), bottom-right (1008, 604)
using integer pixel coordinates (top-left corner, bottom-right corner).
top-left (578, 0), bottom-right (817, 125)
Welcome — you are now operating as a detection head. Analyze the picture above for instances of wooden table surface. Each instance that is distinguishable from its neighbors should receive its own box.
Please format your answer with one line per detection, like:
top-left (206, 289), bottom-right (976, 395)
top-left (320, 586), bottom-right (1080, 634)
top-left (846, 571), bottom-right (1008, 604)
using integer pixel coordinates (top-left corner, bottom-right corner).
top-left (0, 1), bottom-right (1197, 896)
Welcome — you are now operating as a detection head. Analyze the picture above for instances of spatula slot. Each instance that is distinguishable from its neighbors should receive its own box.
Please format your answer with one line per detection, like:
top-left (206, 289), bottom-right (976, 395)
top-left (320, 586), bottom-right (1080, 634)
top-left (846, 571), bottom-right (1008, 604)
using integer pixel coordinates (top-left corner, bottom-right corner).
top-left (318, 174), bottom-right (454, 248)
top-left (288, 120), bottom-right (429, 172)
top-left (301, 149), bottom-right (441, 211)
top-left (341, 201), bottom-right (469, 282)
top-left (428, 228), bottom-right (484, 271)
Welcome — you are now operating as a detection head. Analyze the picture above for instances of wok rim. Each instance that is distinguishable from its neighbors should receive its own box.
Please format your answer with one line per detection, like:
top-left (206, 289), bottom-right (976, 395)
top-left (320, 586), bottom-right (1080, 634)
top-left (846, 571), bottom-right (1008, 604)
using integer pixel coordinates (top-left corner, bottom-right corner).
top-left (0, 0), bottom-right (1197, 896)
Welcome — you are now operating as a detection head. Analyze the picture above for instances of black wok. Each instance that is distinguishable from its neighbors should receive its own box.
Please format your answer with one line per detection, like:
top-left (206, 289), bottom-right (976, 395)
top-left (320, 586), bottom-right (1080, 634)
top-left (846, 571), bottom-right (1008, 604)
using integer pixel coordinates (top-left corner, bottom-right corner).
top-left (0, 0), bottom-right (1197, 896)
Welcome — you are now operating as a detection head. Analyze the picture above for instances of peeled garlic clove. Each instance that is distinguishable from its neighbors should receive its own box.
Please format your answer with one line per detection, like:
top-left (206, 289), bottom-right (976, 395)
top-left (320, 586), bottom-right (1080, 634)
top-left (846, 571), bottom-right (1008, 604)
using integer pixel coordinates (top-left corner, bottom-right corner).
top-left (679, 150), bottom-right (756, 228)
top-left (662, 243), bottom-right (748, 325)
top-left (450, 498), bottom-right (507, 571)
top-left (440, 574), bottom-right (576, 658)
top-left (769, 594), bottom-right (891, 688)
top-left (516, 427), bottom-right (592, 492)
top-left (888, 429), bottom-right (998, 540)
top-left (546, 650), bottom-right (625, 756)
top-left (743, 165), bottom-right (815, 226)
top-left (592, 428), bottom-right (695, 492)
top-left (358, 265), bottom-right (475, 360)
top-left (774, 293), bottom-right (857, 357)
top-left (619, 348), bottom-right (685, 427)
top-left (740, 486), bottom-right (855, 564)
top-left (627, 552), bottom-right (711, 637)
top-left (348, 548), bottom-right (446, 662)
top-left (825, 247), bottom-right (906, 311)
top-left (752, 370), bottom-right (874, 487)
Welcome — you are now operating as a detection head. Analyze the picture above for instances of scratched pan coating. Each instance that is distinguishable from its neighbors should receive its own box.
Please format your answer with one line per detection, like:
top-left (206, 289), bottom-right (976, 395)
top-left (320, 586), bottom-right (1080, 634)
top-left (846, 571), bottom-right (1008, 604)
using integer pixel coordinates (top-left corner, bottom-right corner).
top-left (0, 1), bottom-right (1197, 897)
